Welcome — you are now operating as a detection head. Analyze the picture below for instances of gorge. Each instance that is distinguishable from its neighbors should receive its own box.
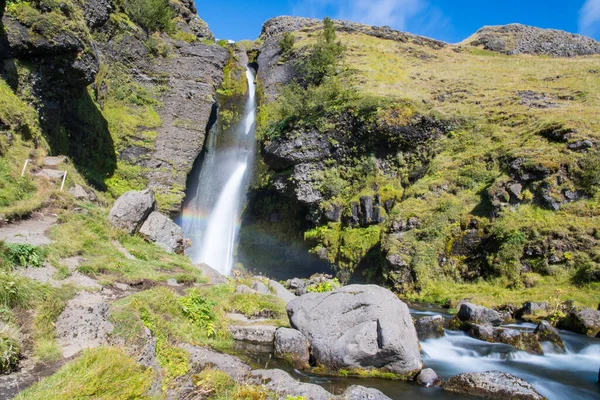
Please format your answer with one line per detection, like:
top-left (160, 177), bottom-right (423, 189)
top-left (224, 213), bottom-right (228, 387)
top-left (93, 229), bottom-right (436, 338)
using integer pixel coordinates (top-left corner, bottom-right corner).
top-left (0, 0), bottom-right (599, 399)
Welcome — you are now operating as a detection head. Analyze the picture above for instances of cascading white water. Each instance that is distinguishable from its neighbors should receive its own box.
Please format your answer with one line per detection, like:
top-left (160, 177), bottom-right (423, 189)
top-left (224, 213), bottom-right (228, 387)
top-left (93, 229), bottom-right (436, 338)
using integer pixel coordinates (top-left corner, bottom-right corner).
top-left (197, 163), bottom-right (247, 275)
top-left (180, 67), bottom-right (257, 276)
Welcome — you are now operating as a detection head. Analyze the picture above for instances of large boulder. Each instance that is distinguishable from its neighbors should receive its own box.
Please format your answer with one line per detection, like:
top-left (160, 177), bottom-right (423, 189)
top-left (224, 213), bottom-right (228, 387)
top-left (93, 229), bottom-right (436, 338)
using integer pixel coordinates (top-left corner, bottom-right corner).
top-left (286, 285), bottom-right (423, 377)
top-left (443, 371), bottom-right (545, 399)
top-left (274, 328), bottom-right (310, 369)
top-left (457, 302), bottom-right (503, 326)
top-left (268, 279), bottom-right (296, 303)
top-left (559, 307), bottom-right (600, 337)
top-left (139, 211), bottom-right (184, 254)
top-left (108, 189), bottom-right (156, 234)
top-left (414, 315), bottom-right (445, 340)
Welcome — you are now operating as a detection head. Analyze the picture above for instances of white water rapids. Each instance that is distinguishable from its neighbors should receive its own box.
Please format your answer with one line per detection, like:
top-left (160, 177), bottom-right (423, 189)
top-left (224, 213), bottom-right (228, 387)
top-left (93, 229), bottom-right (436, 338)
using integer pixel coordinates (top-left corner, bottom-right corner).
top-left (180, 67), bottom-right (256, 276)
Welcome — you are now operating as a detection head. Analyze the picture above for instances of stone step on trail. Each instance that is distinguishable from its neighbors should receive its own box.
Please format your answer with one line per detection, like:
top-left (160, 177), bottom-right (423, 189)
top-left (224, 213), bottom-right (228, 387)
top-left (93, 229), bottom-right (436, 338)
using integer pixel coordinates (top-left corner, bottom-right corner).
top-left (0, 212), bottom-right (57, 246)
top-left (54, 291), bottom-right (114, 358)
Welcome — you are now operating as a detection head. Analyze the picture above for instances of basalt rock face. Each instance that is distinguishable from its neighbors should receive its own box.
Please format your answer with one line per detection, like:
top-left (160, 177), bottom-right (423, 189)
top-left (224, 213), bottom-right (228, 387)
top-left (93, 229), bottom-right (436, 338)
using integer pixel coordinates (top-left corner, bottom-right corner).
top-left (286, 285), bottom-right (423, 376)
top-left (0, 1), bottom-right (108, 182)
top-left (260, 113), bottom-right (446, 223)
top-left (90, 3), bottom-right (228, 213)
top-left (257, 16), bottom-right (446, 102)
top-left (466, 24), bottom-right (600, 57)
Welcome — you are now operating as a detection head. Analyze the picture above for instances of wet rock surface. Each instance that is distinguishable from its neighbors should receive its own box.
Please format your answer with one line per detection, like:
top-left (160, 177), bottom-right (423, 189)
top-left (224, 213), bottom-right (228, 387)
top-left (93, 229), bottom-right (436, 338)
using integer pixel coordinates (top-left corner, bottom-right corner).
top-left (443, 370), bottom-right (546, 399)
top-left (534, 320), bottom-right (566, 352)
top-left (417, 368), bottom-right (443, 387)
top-left (274, 327), bottom-right (311, 369)
top-left (468, 324), bottom-right (543, 355)
top-left (415, 315), bottom-right (445, 340)
top-left (287, 285), bottom-right (423, 376)
top-left (559, 307), bottom-right (600, 337)
top-left (457, 302), bottom-right (503, 326)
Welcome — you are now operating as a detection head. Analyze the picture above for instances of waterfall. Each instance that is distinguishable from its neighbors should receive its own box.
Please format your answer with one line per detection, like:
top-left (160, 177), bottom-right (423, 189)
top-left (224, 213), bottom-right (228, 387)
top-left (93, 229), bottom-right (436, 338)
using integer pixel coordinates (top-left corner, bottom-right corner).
top-left (180, 67), bottom-right (256, 276)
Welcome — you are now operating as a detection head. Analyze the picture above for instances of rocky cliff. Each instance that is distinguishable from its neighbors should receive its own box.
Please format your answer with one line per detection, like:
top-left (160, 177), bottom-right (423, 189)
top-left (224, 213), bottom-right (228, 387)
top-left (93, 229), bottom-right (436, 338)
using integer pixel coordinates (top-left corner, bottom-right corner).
top-left (464, 24), bottom-right (600, 57)
top-left (1, 0), bottom-right (228, 213)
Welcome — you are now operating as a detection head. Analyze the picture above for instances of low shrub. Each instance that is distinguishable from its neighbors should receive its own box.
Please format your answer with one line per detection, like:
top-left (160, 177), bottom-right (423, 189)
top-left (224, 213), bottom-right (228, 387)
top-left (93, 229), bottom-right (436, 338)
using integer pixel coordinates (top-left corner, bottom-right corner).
top-left (278, 32), bottom-right (295, 57)
top-left (125, 0), bottom-right (174, 33)
top-left (4, 243), bottom-right (45, 268)
top-left (577, 151), bottom-right (600, 196)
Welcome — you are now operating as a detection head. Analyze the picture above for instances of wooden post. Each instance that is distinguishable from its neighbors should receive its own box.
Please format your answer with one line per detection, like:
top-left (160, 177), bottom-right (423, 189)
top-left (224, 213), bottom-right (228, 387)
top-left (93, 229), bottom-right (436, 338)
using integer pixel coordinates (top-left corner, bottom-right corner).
top-left (20, 159), bottom-right (29, 177)
top-left (60, 171), bottom-right (67, 191)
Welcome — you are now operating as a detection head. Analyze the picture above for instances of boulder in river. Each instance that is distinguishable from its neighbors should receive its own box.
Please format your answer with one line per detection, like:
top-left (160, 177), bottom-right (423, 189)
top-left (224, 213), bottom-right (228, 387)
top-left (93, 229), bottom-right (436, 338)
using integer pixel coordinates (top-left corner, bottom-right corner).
top-left (417, 368), bottom-right (443, 387)
top-left (108, 189), bottom-right (156, 234)
top-left (287, 284), bottom-right (423, 377)
top-left (415, 315), bottom-right (445, 340)
top-left (274, 328), bottom-right (310, 369)
top-left (138, 211), bottom-right (184, 254)
top-left (457, 302), bottom-right (503, 326)
top-left (469, 324), bottom-right (543, 354)
top-left (443, 371), bottom-right (545, 399)
top-left (534, 320), bottom-right (565, 352)
top-left (559, 307), bottom-right (600, 337)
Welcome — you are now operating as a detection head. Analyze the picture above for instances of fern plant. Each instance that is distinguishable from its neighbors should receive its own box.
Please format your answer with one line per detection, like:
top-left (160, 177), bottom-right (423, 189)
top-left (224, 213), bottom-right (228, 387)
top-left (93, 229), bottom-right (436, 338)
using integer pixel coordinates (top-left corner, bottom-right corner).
top-left (179, 290), bottom-right (217, 337)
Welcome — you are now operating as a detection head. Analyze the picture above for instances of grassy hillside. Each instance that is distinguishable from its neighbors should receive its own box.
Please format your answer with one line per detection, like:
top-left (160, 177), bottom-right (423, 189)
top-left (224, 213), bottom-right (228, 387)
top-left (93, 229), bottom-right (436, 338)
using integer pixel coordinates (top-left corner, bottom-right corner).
top-left (254, 20), bottom-right (600, 308)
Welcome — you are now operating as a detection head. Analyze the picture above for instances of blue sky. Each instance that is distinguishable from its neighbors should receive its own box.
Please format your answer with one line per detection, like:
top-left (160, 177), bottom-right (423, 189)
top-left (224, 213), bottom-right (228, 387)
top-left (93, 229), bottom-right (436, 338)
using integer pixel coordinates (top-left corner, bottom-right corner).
top-left (195, 0), bottom-right (600, 43)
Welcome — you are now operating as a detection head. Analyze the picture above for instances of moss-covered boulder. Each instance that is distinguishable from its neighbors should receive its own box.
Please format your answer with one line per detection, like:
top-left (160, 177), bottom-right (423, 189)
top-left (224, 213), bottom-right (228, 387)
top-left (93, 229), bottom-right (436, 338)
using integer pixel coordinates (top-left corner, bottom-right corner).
top-left (559, 307), bottom-right (600, 337)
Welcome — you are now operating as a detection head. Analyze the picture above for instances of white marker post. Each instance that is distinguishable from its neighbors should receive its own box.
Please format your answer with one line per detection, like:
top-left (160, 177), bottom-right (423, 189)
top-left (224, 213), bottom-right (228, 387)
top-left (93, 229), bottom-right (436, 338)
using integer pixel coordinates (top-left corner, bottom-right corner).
top-left (20, 159), bottom-right (29, 177)
top-left (60, 171), bottom-right (67, 191)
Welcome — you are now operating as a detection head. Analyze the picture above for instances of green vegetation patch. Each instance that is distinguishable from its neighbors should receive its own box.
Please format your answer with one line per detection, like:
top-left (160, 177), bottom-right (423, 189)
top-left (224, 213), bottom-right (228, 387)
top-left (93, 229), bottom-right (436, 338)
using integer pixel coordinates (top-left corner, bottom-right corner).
top-left (17, 347), bottom-right (153, 400)
top-left (46, 205), bottom-right (203, 283)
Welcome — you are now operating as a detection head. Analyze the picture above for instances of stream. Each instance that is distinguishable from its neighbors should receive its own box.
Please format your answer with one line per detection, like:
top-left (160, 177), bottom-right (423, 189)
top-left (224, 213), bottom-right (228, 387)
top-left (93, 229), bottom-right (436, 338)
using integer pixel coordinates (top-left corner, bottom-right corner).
top-left (235, 304), bottom-right (600, 400)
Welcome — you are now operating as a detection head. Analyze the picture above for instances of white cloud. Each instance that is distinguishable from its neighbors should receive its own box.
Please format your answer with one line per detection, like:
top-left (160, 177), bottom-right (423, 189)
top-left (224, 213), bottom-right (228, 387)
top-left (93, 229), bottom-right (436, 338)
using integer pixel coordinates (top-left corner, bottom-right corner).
top-left (292, 0), bottom-right (427, 31)
top-left (579, 0), bottom-right (600, 37)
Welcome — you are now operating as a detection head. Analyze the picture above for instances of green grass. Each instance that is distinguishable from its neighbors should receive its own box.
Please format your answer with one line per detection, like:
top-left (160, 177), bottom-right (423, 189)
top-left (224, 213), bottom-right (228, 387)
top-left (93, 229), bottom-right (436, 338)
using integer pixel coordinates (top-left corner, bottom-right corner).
top-left (0, 323), bottom-right (21, 374)
top-left (32, 284), bottom-right (78, 361)
top-left (191, 368), bottom-right (283, 400)
top-left (255, 25), bottom-right (600, 305)
top-left (46, 205), bottom-right (204, 284)
top-left (17, 347), bottom-right (154, 400)
top-left (407, 274), bottom-right (600, 309)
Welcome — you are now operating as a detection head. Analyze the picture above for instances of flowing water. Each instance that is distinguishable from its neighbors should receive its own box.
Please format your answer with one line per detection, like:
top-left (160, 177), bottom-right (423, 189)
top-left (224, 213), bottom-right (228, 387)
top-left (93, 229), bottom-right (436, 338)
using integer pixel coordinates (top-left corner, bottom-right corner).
top-left (179, 67), bottom-right (256, 276)
top-left (235, 305), bottom-right (600, 400)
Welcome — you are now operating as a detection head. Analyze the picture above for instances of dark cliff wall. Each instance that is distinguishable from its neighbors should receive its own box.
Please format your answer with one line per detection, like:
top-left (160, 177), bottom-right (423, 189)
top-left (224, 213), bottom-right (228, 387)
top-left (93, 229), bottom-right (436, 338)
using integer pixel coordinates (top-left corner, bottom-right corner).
top-left (0, 0), bottom-right (228, 213)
